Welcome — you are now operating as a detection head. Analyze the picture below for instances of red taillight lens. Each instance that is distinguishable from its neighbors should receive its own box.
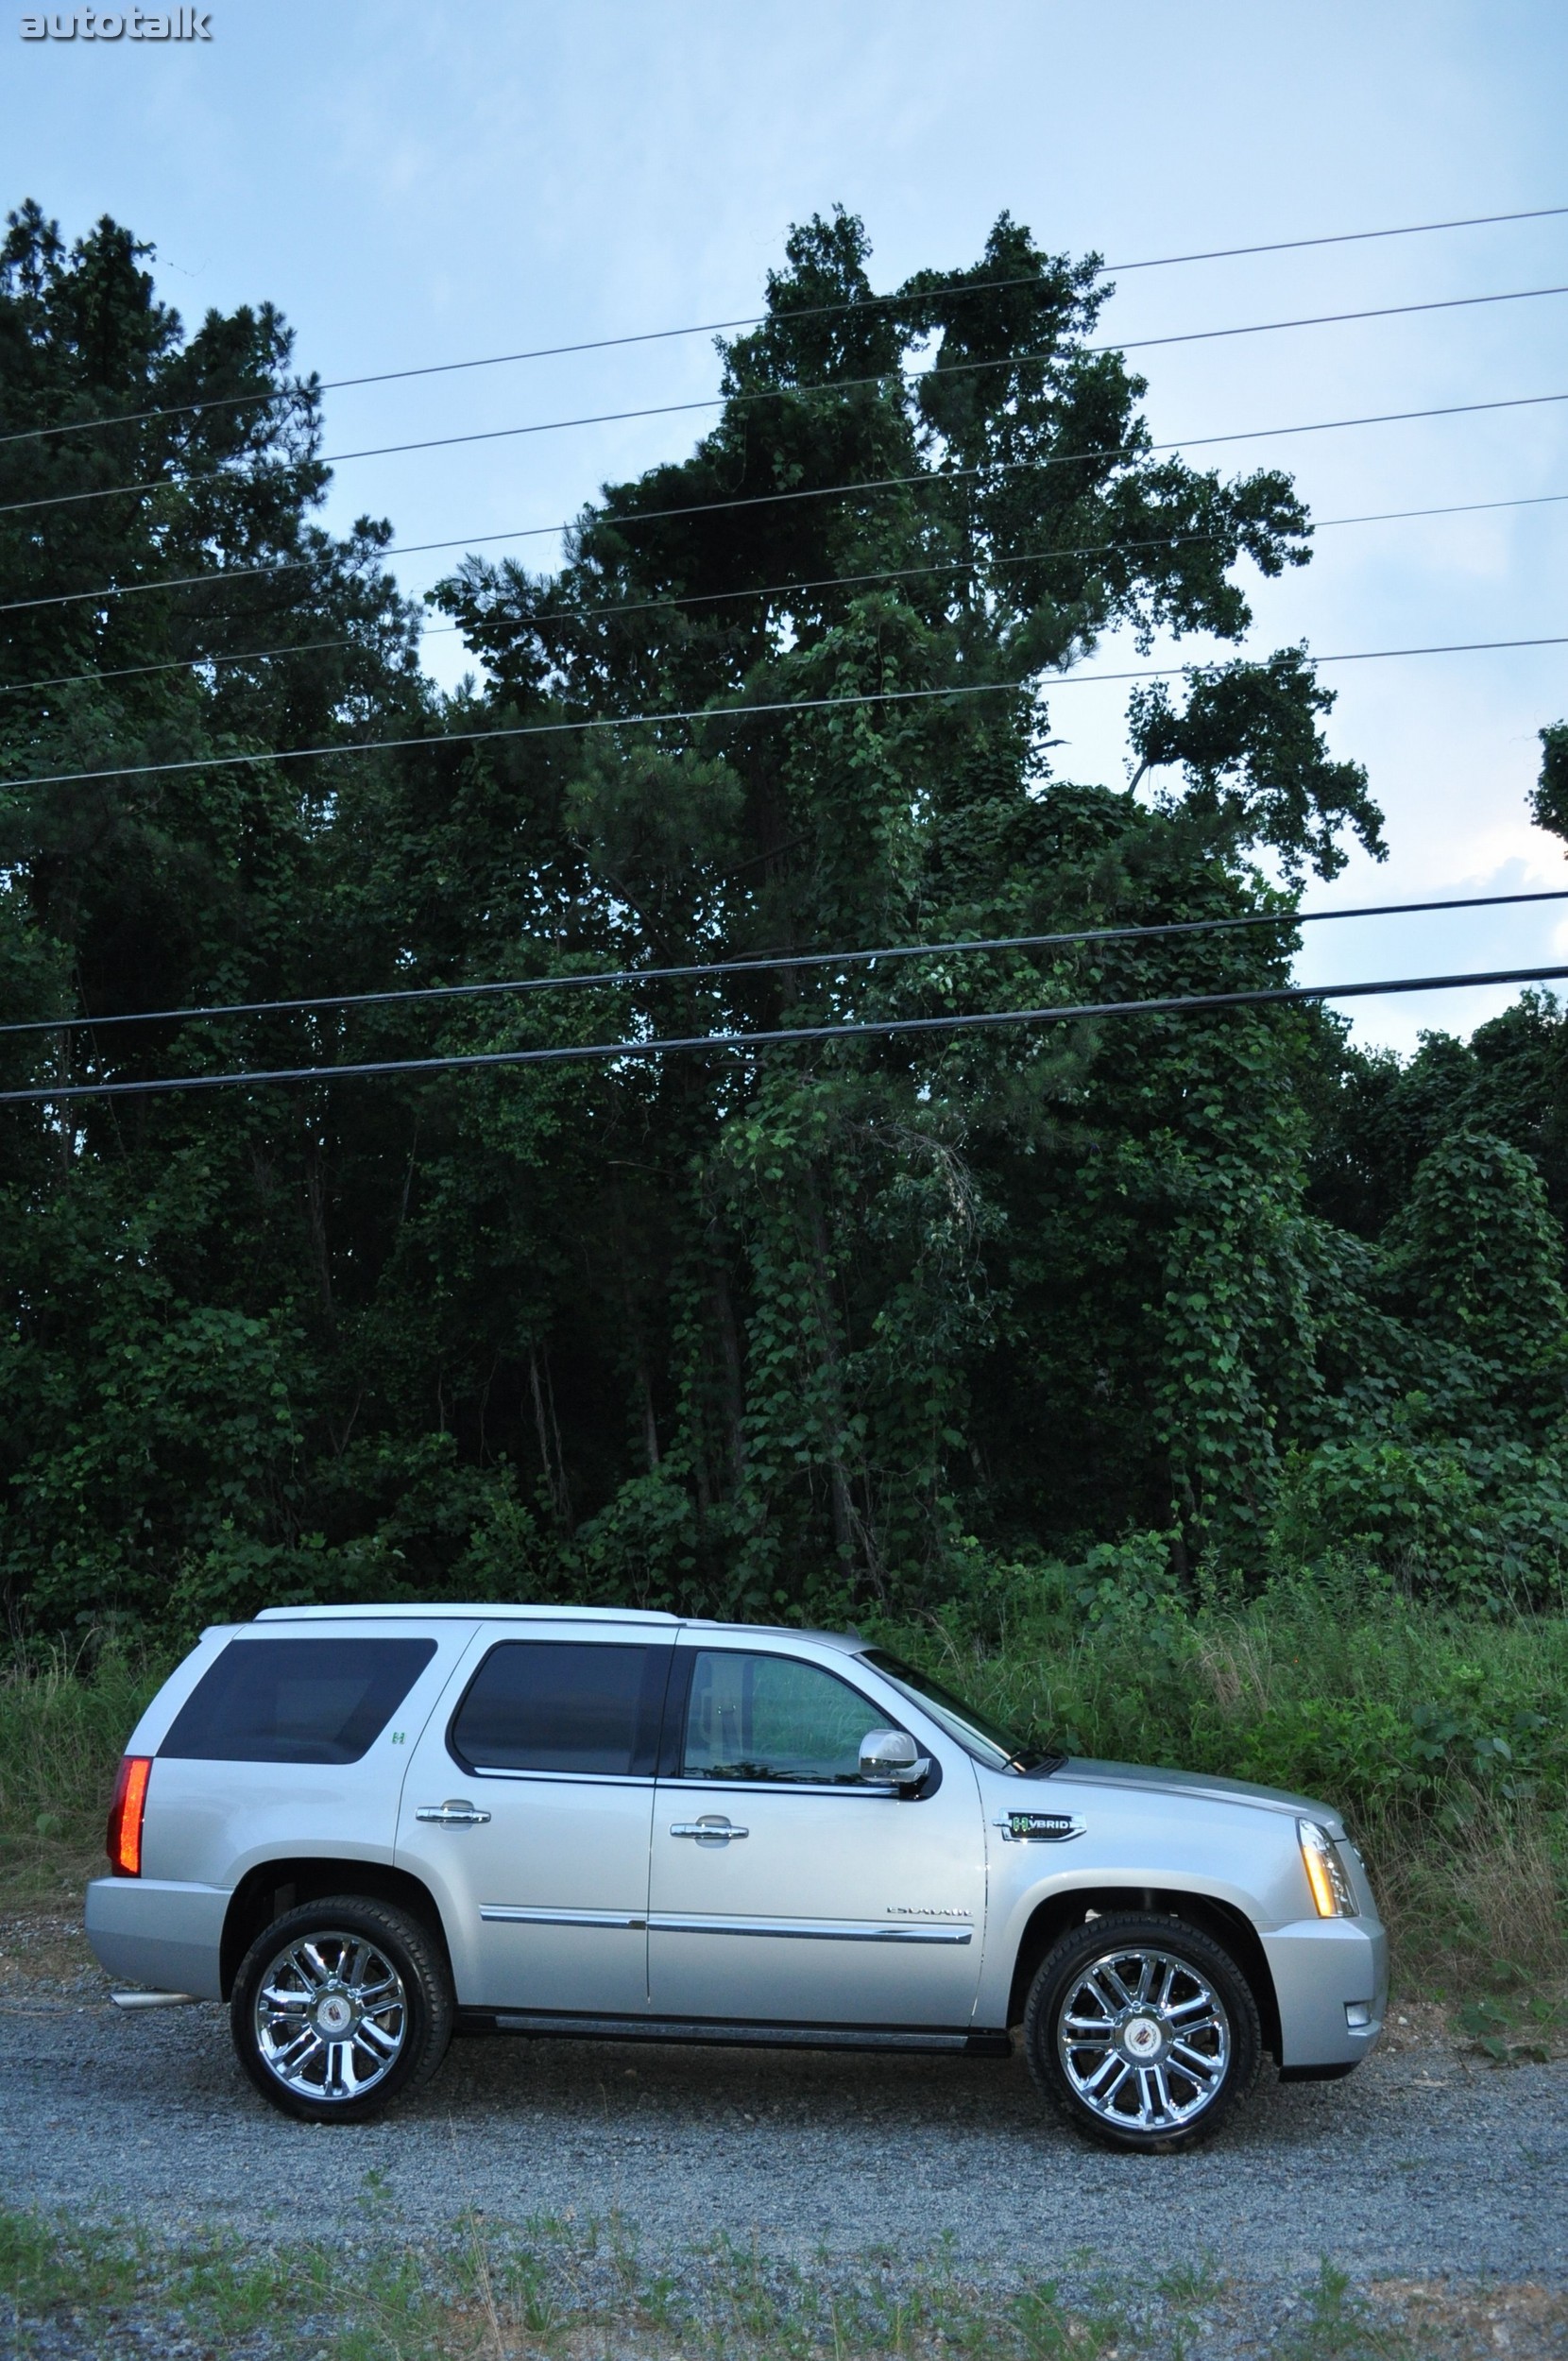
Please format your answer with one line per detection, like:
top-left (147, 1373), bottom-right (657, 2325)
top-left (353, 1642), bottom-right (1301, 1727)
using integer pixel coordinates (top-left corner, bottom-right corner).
top-left (107, 1755), bottom-right (151, 1877)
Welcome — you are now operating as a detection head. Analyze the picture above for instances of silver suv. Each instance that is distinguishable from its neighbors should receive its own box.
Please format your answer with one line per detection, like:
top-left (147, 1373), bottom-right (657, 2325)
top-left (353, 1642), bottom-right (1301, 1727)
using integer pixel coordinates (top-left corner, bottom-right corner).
top-left (86, 1604), bottom-right (1386, 2152)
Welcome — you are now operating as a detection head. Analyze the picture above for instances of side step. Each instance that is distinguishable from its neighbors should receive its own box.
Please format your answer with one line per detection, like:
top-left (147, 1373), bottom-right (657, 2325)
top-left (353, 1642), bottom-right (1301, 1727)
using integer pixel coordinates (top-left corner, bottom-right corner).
top-left (111, 1991), bottom-right (200, 2010)
top-left (464, 2009), bottom-right (1011, 2057)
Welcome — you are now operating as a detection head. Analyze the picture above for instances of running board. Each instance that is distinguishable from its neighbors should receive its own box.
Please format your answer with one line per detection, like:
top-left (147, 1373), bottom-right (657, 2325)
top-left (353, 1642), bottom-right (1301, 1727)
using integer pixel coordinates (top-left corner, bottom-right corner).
top-left (111, 1991), bottom-right (199, 2010)
top-left (464, 2009), bottom-right (1011, 2057)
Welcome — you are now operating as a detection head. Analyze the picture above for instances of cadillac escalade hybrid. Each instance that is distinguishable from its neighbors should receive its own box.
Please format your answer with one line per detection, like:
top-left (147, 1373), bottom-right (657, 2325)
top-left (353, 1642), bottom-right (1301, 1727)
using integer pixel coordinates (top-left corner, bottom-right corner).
top-left (85, 1604), bottom-right (1386, 2151)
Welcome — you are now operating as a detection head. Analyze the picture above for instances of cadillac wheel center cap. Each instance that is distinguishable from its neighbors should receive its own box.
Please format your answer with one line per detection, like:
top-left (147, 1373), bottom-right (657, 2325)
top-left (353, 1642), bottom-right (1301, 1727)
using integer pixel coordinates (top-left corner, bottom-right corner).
top-left (316, 1993), bottom-right (354, 2036)
top-left (1124, 2015), bottom-right (1162, 2059)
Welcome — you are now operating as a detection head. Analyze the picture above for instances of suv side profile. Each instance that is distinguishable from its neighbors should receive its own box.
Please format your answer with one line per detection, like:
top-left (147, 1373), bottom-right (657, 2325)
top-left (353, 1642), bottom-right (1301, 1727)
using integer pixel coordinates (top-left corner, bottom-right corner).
top-left (86, 1604), bottom-right (1386, 2152)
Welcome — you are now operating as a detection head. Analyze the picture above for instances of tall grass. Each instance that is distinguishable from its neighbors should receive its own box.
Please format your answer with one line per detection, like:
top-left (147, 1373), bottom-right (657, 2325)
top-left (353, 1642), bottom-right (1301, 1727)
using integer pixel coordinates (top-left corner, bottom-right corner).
top-left (0, 1647), bottom-right (164, 1902)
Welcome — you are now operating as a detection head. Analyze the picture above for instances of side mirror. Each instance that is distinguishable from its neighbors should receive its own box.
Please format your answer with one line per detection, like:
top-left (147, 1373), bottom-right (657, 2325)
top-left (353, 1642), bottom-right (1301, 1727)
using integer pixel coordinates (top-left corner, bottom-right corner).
top-left (859, 1729), bottom-right (929, 1788)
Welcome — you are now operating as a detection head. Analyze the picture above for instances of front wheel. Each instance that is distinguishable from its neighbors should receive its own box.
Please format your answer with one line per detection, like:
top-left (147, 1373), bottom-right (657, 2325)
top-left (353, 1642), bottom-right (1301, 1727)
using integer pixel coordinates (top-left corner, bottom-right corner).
top-left (1023, 1911), bottom-right (1261, 2152)
top-left (230, 1895), bottom-right (453, 2123)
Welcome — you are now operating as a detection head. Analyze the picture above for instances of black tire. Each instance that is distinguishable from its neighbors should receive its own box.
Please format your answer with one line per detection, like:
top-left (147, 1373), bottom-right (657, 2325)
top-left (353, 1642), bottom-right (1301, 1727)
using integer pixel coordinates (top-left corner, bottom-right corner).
top-left (1023, 1910), bottom-right (1261, 2153)
top-left (230, 1894), bottom-right (453, 2124)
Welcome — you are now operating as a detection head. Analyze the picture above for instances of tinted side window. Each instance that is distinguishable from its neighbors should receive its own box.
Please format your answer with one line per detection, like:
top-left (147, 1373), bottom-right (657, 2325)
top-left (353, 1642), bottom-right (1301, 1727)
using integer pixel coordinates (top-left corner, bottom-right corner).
top-left (161, 1638), bottom-right (435, 1765)
top-left (450, 1642), bottom-right (669, 1776)
top-left (681, 1651), bottom-right (889, 1784)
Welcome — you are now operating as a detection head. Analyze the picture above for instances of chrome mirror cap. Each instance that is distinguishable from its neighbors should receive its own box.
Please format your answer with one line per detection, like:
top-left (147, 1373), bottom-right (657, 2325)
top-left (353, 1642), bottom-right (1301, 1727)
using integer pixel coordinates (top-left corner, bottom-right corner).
top-left (859, 1729), bottom-right (929, 1787)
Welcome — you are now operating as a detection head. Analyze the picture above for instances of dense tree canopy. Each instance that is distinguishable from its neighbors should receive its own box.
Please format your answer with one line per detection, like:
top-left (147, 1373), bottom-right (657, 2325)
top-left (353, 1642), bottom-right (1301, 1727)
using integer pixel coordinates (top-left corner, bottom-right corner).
top-left (2, 199), bottom-right (1566, 1638)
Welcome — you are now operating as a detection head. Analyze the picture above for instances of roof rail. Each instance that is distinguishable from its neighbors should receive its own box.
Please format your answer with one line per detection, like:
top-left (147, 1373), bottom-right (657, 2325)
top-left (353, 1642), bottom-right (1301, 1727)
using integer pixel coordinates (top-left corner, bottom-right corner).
top-left (251, 1601), bottom-right (681, 1623)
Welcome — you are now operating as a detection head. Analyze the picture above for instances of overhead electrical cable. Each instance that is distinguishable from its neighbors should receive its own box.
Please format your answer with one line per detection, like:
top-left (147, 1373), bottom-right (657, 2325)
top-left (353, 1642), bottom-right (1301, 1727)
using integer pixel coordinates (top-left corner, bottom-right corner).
top-left (0, 526), bottom-right (1330, 698)
top-left (9, 280), bottom-right (1568, 522)
top-left (7, 488), bottom-right (1567, 704)
top-left (7, 630), bottom-right (1567, 797)
top-left (9, 384), bottom-right (1568, 624)
top-left (9, 959), bottom-right (1568, 1104)
top-left (7, 200), bottom-right (1566, 450)
top-left (8, 886), bottom-right (1568, 1042)
top-left (6, 517), bottom-right (1273, 662)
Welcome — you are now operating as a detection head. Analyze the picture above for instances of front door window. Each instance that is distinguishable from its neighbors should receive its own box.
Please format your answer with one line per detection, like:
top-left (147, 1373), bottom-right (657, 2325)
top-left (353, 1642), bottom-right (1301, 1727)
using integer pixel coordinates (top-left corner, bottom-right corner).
top-left (682, 1650), bottom-right (888, 1784)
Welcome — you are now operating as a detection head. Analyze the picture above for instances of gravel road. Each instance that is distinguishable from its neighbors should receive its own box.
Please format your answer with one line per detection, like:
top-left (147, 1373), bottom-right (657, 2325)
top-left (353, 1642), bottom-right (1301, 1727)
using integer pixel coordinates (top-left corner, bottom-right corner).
top-left (1, 1987), bottom-right (1563, 2290)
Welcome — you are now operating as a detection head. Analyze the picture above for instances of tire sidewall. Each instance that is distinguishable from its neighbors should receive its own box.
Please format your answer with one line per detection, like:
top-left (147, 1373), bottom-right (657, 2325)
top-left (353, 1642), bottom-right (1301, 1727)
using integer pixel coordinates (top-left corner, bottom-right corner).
top-left (230, 1895), bottom-right (451, 2124)
top-left (1024, 1912), bottom-right (1261, 2153)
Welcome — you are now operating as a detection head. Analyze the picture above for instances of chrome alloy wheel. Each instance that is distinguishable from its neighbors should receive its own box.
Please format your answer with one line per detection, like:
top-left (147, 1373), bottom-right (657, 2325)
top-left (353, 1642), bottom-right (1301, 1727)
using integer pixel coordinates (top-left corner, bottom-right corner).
top-left (1057, 1944), bottom-right (1232, 2132)
top-left (252, 1931), bottom-right (409, 2103)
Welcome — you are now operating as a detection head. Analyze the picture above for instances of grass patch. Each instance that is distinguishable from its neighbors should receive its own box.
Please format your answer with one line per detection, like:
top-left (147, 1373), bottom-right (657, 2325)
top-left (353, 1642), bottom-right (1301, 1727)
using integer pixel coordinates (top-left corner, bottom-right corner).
top-left (0, 2203), bottom-right (1527, 2361)
top-left (2, 2205), bottom-right (1563, 2359)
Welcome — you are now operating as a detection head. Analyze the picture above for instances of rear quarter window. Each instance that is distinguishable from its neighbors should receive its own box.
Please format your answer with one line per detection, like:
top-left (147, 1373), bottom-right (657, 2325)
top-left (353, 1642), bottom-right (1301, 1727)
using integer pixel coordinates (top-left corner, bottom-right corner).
top-left (160, 1637), bottom-right (436, 1764)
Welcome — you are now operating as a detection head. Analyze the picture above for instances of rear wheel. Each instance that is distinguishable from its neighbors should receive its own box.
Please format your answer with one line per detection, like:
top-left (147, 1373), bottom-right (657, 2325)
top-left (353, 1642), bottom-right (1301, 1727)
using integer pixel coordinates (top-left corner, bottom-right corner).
top-left (1023, 1911), bottom-right (1260, 2152)
top-left (230, 1895), bottom-right (452, 2123)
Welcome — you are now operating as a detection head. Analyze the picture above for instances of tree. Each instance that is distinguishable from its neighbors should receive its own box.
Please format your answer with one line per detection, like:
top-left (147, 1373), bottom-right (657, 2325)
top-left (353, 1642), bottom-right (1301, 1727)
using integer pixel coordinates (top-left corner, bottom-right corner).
top-left (4, 197), bottom-right (1563, 1633)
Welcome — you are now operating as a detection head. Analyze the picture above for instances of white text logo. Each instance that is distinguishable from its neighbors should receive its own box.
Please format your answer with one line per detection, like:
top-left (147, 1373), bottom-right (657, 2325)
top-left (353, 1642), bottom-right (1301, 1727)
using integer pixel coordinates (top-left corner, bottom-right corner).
top-left (20, 9), bottom-right (212, 37)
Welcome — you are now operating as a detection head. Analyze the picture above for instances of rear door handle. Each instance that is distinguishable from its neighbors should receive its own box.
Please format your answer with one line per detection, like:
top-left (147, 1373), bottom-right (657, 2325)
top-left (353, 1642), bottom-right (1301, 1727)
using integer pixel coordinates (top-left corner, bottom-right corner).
top-left (415, 1799), bottom-right (492, 1826)
top-left (670, 1817), bottom-right (749, 1843)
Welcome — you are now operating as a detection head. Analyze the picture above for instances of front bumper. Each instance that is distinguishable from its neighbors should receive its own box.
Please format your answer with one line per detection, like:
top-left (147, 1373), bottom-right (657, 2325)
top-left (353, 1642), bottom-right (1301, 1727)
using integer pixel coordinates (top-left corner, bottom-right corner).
top-left (85, 1876), bottom-right (229, 2001)
top-left (1261, 1915), bottom-right (1389, 2069)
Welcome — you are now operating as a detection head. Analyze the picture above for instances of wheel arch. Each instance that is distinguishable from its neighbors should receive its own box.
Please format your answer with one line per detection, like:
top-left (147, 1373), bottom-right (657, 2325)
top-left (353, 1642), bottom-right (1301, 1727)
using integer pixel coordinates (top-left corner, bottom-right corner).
top-left (1003, 1885), bottom-right (1283, 2060)
top-left (220, 1857), bottom-right (452, 1999)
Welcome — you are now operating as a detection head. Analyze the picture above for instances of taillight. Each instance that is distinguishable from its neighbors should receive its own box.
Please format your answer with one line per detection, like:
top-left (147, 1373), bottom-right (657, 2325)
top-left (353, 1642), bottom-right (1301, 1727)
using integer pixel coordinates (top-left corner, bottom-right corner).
top-left (107, 1755), bottom-right (152, 1877)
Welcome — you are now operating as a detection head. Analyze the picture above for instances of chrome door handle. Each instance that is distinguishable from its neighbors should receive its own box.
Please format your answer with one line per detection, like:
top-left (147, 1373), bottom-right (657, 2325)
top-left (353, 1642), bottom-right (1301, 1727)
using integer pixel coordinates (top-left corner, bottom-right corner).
top-left (669, 1817), bottom-right (749, 1843)
top-left (415, 1799), bottom-right (492, 1826)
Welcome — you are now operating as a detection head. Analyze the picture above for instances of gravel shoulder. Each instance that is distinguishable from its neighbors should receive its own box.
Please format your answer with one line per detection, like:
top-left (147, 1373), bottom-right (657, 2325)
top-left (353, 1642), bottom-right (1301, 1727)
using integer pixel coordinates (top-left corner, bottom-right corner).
top-left (0, 1917), bottom-right (1562, 2299)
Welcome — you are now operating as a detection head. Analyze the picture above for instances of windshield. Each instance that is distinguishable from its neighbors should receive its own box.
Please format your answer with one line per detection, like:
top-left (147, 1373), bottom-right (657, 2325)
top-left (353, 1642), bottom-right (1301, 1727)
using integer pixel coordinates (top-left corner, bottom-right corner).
top-left (861, 1650), bottom-right (1061, 1775)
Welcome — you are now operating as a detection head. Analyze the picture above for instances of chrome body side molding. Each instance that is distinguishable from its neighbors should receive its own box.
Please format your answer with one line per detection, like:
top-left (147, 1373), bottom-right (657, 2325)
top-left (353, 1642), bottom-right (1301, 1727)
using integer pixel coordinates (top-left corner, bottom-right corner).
top-left (650, 1912), bottom-right (972, 1944)
top-left (479, 1904), bottom-right (648, 1929)
top-left (480, 1905), bottom-right (973, 1944)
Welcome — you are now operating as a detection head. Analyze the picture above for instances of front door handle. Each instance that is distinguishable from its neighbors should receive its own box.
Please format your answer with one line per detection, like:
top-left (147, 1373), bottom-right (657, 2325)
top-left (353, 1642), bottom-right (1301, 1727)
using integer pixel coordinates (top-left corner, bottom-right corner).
top-left (415, 1799), bottom-right (492, 1826)
top-left (669, 1816), bottom-right (749, 1843)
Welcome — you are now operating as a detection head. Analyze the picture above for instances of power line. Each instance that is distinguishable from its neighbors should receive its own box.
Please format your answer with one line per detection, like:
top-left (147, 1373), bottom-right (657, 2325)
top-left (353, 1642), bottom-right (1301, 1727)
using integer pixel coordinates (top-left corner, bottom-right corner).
top-left (0, 676), bottom-right (1010, 792)
top-left (7, 631), bottom-right (1567, 798)
top-left (9, 279), bottom-right (1568, 522)
top-left (3, 522), bottom-right (1257, 687)
top-left (0, 526), bottom-right (1300, 697)
top-left (8, 886), bottom-right (1567, 1043)
top-left (8, 959), bottom-right (1567, 1105)
top-left (4, 628), bottom-right (389, 700)
top-left (8, 200), bottom-right (1567, 451)
top-left (9, 385), bottom-right (1568, 624)
top-left (7, 486), bottom-right (1567, 705)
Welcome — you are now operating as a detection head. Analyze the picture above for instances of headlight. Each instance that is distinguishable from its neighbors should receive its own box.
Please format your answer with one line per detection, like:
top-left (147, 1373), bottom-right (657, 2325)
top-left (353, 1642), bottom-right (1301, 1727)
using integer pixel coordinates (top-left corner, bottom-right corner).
top-left (1298, 1820), bottom-right (1359, 1918)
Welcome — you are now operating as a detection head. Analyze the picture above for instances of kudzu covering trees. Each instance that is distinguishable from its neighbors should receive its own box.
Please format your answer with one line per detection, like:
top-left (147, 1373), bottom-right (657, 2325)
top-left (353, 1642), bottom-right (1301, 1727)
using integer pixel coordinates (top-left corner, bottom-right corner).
top-left (3, 198), bottom-right (1567, 1635)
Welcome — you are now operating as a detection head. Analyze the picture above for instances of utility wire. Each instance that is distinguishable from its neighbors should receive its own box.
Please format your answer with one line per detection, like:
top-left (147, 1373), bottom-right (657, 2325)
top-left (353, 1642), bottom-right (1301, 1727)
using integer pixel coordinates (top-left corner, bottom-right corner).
top-left (7, 488), bottom-right (1567, 705)
top-left (3, 522), bottom-right (1258, 685)
top-left (7, 631), bottom-right (1567, 797)
top-left (9, 385), bottom-right (1568, 624)
top-left (7, 200), bottom-right (1567, 451)
top-left (0, 526), bottom-right (1308, 696)
top-left (8, 886), bottom-right (1567, 1043)
top-left (9, 959), bottom-right (1568, 1105)
top-left (9, 280), bottom-right (1568, 522)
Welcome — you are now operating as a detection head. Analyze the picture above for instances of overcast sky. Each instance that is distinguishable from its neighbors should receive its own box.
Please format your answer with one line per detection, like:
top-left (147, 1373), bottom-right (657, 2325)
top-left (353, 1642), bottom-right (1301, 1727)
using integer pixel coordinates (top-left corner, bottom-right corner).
top-left (5, 0), bottom-right (1566, 1052)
